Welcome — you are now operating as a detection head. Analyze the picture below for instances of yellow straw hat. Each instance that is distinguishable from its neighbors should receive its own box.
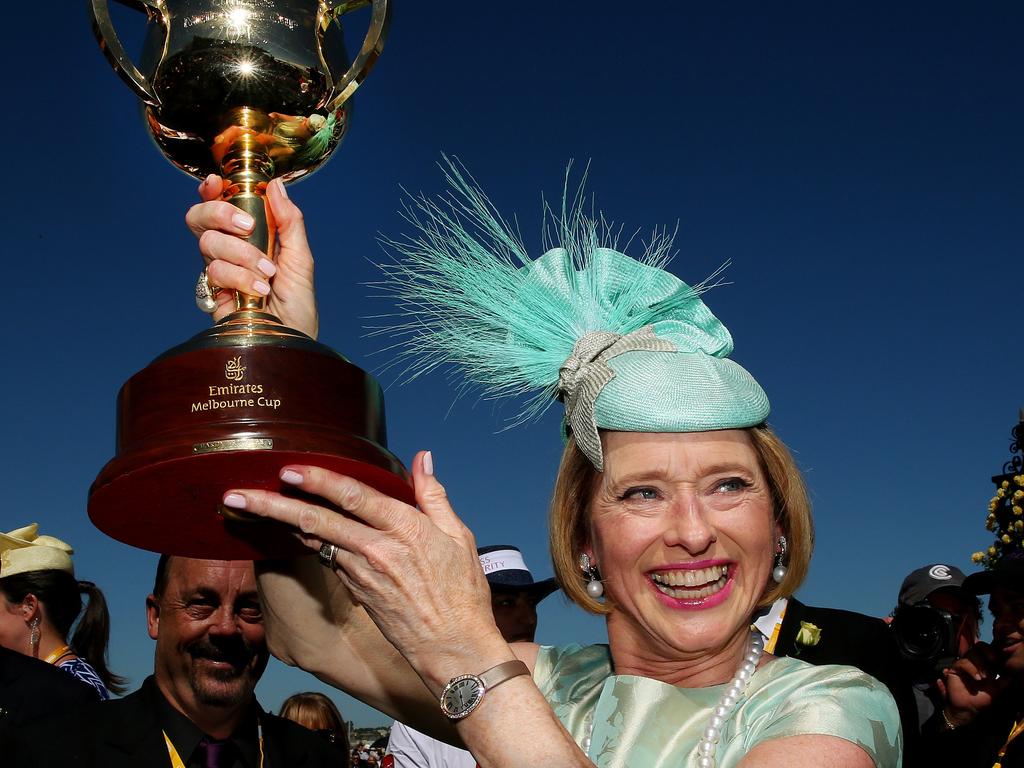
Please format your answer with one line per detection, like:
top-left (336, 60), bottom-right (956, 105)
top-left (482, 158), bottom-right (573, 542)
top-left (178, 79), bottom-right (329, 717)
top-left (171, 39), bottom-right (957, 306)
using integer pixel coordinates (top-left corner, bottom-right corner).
top-left (0, 523), bottom-right (74, 578)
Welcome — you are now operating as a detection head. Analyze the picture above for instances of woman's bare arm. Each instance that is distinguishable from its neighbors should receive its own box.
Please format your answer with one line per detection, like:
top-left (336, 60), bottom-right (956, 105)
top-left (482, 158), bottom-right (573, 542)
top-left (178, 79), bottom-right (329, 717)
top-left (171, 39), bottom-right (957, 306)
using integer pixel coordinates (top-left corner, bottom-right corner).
top-left (230, 454), bottom-right (591, 767)
top-left (256, 554), bottom-right (463, 740)
top-left (195, 186), bottom-right (591, 764)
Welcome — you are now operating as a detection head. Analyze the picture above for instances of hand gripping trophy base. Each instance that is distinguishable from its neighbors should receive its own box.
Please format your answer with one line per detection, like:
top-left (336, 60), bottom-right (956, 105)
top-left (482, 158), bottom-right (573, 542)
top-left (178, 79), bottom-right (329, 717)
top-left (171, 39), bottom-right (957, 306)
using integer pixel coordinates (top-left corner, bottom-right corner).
top-left (89, 311), bottom-right (414, 560)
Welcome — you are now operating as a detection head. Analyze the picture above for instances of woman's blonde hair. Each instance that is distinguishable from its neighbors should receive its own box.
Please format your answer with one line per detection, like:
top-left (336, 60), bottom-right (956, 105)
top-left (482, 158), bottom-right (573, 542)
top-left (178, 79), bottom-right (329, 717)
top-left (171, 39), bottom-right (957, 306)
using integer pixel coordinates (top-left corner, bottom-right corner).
top-left (549, 424), bottom-right (814, 614)
top-left (279, 692), bottom-right (349, 753)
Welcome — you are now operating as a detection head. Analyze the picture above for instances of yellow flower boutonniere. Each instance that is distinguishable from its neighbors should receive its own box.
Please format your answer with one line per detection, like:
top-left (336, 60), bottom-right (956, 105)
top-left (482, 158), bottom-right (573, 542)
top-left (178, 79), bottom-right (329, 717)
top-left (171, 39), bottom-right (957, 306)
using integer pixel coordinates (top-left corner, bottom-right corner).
top-left (795, 621), bottom-right (822, 648)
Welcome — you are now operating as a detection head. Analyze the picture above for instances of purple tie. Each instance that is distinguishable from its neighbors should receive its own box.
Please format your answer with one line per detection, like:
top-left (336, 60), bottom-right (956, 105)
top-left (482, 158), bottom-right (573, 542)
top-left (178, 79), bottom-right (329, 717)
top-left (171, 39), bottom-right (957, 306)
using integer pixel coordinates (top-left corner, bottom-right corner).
top-left (196, 737), bottom-right (229, 768)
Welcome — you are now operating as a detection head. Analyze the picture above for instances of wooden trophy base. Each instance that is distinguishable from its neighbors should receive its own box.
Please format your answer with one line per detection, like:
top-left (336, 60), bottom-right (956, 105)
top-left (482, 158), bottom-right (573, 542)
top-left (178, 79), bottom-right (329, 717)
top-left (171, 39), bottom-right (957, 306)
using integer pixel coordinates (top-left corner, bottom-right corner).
top-left (89, 312), bottom-right (413, 559)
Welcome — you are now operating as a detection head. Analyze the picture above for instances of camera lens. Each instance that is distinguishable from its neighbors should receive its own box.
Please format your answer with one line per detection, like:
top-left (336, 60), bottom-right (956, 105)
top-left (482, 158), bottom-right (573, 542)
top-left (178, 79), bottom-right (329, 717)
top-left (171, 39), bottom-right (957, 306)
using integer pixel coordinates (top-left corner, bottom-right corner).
top-left (894, 605), bottom-right (945, 658)
top-left (892, 603), bottom-right (957, 672)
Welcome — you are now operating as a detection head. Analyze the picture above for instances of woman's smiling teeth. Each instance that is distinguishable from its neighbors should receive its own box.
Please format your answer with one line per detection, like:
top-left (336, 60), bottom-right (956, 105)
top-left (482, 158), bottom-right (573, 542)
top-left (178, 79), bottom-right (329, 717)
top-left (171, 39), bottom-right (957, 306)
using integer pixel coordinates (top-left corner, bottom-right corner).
top-left (650, 565), bottom-right (729, 599)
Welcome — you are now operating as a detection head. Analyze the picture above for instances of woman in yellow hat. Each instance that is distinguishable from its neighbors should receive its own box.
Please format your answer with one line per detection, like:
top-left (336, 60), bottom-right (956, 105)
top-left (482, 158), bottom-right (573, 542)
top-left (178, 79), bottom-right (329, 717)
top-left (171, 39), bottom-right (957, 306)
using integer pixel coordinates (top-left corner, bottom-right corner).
top-left (0, 524), bottom-right (124, 700)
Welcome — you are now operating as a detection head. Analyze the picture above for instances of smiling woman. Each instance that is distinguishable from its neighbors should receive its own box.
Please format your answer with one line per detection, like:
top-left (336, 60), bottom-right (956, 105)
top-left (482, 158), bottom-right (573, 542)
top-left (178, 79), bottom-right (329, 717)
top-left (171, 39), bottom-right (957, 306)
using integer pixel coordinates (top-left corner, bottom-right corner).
top-left (568, 430), bottom-right (795, 659)
top-left (550, 426), bottom-right (813, 622)
top-left (195, 164), bottom-right (903, 767)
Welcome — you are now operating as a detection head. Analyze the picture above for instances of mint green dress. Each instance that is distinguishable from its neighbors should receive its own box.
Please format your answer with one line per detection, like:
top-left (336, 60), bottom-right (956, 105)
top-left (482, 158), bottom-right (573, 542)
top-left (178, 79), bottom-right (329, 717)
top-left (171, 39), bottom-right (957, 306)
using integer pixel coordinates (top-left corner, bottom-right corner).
top-left (533, 644), bottom-right (902, 767)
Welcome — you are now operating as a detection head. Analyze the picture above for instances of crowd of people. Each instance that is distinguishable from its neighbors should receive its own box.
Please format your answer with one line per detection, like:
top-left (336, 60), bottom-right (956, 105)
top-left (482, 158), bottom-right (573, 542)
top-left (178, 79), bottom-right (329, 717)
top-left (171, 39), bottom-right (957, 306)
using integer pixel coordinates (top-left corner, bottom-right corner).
top-left (2, 520), bottom-right (1018, 767)
top-left (0, 170), bottom-right (1021, 768)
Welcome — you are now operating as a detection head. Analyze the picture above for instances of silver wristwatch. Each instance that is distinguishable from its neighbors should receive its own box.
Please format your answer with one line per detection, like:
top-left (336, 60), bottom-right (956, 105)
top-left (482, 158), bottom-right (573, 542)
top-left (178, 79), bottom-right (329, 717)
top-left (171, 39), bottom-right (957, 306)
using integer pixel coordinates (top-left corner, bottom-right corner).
top-left (438, 659), bottom-right (530, 720)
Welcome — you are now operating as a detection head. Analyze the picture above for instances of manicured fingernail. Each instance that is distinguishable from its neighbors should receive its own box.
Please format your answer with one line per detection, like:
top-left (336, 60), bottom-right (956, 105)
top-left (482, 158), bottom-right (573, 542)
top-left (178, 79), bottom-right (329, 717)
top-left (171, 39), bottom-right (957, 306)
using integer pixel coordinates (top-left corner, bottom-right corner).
top-left (276, 179), bottom-right (289, 199)
top-left (423, 451), bottom-right (434, 476)
top-left (233, 212), bottom-right (255, 230)
top-left (281, 469), bottom-right (304, 485)
top-left (223, 493), bottom-right (247, 509)
top-left (257, 258), bottom-right (277, 277)
top-left (254, 280), bottom-right (271, 296)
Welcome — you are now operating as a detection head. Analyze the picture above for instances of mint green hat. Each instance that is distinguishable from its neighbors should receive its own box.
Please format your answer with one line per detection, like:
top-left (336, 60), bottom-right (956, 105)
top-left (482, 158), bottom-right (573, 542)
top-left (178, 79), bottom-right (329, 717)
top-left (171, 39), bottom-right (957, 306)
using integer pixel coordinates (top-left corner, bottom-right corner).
top-left (379, 162), bottom-right (770, 470)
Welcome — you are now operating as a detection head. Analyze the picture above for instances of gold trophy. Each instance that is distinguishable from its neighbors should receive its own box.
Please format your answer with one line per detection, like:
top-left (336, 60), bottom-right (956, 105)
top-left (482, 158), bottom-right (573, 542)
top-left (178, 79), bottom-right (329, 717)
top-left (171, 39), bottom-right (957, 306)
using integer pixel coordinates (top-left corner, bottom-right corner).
top-left (89, 0), bottom-right (410, 559)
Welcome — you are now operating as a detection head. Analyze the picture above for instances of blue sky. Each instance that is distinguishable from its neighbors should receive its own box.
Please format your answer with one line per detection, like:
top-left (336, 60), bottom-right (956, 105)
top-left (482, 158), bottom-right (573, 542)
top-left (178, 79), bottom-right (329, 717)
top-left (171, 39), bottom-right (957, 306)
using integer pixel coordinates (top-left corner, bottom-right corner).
top-left (4, 2), bottom-right (1021, 726)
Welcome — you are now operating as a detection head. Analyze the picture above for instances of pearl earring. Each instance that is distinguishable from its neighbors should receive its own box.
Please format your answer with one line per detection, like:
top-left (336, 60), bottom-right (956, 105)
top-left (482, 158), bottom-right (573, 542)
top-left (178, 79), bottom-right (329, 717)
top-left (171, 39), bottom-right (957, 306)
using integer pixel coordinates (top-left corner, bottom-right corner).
top-left (772, 535), bottom-right (788, 584)
top-left (579, 553), bottom-right (604, 599)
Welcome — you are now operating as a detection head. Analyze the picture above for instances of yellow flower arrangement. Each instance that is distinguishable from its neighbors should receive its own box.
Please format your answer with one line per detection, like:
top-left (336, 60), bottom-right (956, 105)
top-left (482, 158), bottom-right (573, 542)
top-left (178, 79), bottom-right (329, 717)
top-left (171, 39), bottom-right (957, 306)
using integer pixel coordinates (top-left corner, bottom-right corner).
top-left (978, 467), bottom-right (1024, 569)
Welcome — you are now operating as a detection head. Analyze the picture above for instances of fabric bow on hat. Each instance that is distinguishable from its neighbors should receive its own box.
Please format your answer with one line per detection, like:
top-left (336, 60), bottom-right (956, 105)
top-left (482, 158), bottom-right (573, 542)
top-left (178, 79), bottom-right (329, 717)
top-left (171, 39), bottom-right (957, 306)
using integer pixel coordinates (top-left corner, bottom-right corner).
top-left (0, 523), bottom-right (74, 578)
top-left (558, 326), bottom-right (676, 470)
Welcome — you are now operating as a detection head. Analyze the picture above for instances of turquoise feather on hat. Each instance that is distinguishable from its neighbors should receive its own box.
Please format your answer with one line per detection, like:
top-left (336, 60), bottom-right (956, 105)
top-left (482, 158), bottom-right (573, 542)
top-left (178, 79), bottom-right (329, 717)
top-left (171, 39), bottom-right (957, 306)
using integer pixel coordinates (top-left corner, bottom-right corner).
top-left (377, 160), bottom-right (769, 470)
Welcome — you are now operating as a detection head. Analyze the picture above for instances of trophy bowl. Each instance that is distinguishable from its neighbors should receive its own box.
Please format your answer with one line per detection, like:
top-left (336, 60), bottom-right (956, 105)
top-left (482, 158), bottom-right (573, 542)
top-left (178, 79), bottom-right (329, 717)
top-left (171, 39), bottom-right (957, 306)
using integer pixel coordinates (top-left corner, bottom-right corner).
top-left (88, 0), bottom-right (412, 559)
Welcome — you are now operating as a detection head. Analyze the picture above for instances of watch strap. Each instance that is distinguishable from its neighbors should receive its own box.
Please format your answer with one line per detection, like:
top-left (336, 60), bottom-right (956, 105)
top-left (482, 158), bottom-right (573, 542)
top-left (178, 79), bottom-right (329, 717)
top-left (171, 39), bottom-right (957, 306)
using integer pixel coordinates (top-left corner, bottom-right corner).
top-left (478, 659), bottom-right (530, 692)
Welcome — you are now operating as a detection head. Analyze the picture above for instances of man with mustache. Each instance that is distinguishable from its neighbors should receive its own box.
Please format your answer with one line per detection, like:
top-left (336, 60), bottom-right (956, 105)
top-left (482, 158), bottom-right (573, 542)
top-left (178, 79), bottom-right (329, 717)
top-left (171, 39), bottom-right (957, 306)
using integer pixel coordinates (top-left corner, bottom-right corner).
top-left (921, 551), bottom-right (1024, 767)
top-left (11, 556), bottom-right (339, 767)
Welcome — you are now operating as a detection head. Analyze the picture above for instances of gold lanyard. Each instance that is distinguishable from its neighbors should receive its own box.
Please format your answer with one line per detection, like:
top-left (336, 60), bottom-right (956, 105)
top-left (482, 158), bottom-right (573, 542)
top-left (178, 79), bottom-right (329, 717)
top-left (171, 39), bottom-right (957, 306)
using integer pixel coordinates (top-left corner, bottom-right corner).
top-left (758, 604), bottom-right (787, 654)
top-left (163, 723), bottom-right (265, 768)
top-left (163, 733), bottom-right (188, 768)
top-left (43, 645), bottom-right (72, 665)
top-left (993, 718), bottom-right (1024, 768)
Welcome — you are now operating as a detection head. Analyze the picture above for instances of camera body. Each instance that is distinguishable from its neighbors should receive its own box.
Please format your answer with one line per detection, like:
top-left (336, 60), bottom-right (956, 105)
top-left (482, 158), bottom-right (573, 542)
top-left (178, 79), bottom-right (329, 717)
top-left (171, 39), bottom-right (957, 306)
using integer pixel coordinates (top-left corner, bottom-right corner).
top-left (890, 601), bottom-right (958, 675)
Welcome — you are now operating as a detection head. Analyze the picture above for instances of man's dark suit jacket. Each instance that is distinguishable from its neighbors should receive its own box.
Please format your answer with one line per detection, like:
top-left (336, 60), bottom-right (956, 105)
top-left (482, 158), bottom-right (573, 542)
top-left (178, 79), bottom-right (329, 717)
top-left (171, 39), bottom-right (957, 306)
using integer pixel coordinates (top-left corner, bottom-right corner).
top-left (9, 676), bottom-right (341, 767)
top-left (773, 597), bottom-right (920, 765)
top-left (0, 647), bottom-right (98, 748)
top-left (921, 682), bottom-right (1023, 768)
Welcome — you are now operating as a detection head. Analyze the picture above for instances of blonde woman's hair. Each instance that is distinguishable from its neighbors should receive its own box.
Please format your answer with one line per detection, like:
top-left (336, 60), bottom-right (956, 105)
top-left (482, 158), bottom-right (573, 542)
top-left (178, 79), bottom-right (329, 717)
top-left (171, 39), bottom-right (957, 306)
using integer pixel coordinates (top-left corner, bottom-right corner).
top-left (279, 692), bottom-right (349, 753)
top-left (549, 425), bottom-right (814, 614)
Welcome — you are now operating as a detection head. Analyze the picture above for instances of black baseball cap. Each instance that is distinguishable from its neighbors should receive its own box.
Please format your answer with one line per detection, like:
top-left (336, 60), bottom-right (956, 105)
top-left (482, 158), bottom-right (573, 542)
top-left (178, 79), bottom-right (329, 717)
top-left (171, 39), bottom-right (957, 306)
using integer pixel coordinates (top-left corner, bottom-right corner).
top-left (897, 563), bottom-right (968, 607)
top-left (963, 550), bottom-right (1024, 596)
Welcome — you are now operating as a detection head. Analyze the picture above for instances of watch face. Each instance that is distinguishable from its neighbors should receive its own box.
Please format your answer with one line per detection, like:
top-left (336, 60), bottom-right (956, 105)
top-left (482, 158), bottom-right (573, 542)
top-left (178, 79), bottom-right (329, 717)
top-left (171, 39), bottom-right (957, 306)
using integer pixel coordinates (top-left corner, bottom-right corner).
top-left (441, 676), bottom-right (482, 718)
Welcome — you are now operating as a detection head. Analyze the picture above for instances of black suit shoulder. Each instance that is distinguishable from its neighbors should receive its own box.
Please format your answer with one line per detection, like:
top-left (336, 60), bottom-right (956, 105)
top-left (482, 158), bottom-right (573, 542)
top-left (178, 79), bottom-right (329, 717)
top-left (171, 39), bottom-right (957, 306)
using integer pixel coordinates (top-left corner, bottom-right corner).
top-left (10, 677), bottom-right (345, 768)
top-left (0, 648), bottom-right (99, 751)
top-left (7, 679), bottom-right (169, 767)
top-left (776, 598), bottom-right (893, 667)
top-left (261, 711), bottom-right (350, 767)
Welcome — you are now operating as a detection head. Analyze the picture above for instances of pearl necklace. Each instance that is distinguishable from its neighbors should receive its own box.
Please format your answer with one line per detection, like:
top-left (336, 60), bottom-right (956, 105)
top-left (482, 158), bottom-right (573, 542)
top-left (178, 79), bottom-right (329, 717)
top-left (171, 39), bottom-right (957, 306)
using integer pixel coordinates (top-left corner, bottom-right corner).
top-left (578, 630), bottom-right (765, 765)
top-left (695, 630), bottom-right (764, 768)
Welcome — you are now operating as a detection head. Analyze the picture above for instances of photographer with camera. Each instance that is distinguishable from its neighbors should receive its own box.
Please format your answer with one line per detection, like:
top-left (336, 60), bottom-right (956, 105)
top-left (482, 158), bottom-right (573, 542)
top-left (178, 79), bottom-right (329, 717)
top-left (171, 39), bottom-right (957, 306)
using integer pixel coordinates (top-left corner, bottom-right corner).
top-left (890, 564), bottom-right (982, 732)
top-left (918, 552), bottom-right (1024, 766)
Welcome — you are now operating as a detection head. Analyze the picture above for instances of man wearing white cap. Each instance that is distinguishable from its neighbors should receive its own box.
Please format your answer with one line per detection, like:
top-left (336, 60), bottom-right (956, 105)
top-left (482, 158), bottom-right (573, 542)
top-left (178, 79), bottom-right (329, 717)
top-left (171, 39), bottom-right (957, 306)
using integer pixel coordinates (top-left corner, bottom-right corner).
top-left (384, 545), bottom-right (558, 768)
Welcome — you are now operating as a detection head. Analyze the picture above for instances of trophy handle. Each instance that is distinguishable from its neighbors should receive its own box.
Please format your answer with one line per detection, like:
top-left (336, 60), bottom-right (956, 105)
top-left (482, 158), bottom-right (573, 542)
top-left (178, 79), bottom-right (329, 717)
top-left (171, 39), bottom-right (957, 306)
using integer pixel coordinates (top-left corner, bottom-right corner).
top-left (90, 0), bottom-right (163, 107)
top-left (322, 0), bottom-right (391, 113)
